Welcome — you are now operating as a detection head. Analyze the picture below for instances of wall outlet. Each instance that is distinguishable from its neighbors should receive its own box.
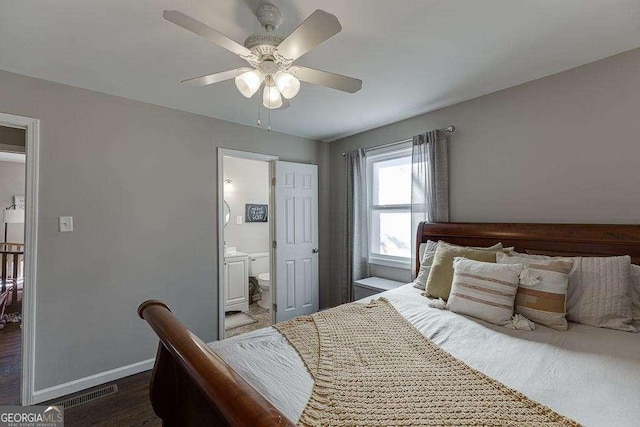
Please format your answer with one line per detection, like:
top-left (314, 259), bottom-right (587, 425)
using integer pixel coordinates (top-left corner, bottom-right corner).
top-left (59, 216), bottom-right (73, 232)
top-left (236, 215), bottom-right (243, 225)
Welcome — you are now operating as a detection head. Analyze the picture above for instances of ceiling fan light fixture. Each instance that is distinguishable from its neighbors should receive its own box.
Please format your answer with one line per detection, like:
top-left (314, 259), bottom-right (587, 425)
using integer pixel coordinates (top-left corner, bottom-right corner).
top-left (274, 71), bottom-right (300, 99)
top-left (235, 69), bottom-right (264, 98)
top-left (263, 85), bottom-right (283, 109)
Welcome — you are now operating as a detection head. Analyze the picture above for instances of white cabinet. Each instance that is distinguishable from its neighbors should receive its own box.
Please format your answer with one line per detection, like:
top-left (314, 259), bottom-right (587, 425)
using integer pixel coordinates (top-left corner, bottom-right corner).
top-left (224, 253), bottom-right (249, 313)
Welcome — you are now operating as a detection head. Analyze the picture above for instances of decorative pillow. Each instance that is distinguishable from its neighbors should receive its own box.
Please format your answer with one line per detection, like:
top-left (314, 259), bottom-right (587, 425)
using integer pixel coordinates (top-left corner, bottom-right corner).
top-left (413, 241), bottom-right (439, 290)
top-left (425, 241), bottom-right (502, 300)
top-left (500, 252), bottom-right (636, 332)
top-left (567, 256), bottom-right (635, 332)
top-left (632, 264), bottom-right (640, 322)
top-left (447, 258), bottom-right (523, 325)
top-left (413, 241), bottom-right (503, 291)
top-left (497, 253), bottom-right (573, 330)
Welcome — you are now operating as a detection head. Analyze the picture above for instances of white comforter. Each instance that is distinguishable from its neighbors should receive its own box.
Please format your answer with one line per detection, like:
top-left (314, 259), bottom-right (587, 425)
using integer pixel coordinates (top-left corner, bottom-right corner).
top-left (211, 284), bottom-right (640, 426)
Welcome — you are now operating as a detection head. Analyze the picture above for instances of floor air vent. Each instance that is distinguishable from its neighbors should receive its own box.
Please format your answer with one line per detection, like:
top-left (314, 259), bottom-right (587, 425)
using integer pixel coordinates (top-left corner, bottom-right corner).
top-left (52, 384), bottom-right (118, 409)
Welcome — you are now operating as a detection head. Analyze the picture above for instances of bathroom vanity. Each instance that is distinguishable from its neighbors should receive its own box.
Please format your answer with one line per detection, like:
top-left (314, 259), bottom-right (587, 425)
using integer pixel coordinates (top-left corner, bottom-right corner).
top-left (223, 250), bottom-right (249, 313)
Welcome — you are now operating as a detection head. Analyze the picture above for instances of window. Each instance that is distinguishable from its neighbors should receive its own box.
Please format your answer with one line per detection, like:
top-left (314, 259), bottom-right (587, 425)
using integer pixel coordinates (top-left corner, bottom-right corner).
top-left (367, 144), bottom-right (412, 268)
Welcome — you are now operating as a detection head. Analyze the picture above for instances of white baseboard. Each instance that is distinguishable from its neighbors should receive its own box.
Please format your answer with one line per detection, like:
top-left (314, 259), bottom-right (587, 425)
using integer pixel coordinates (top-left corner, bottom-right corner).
top-left (31, 358), bottom-right (155, 404)
top-left (30, 340), bottom-right (219, 405)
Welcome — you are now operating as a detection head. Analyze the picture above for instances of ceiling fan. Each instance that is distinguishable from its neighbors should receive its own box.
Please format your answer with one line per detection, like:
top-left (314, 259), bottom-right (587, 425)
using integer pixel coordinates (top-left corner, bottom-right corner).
top-left (163, 4), bottom-right (362, 111)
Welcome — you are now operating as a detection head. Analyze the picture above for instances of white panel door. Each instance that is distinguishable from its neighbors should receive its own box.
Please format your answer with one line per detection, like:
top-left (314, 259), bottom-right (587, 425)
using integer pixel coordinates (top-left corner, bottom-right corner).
top-left (275, 161), bottom-right (319, 322)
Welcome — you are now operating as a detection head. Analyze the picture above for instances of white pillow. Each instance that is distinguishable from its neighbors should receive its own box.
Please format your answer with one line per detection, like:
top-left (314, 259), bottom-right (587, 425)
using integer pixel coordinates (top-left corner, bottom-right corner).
top-left (413, 241), bottom-right (503, 291)
top-left (566, 256), bottom-right (636, 332)
top-left (447, 258), bottom-right (522, 326)
top-left (502, 252), bottom-right (636, 332)
top-left (413, 241), bottom-right (439, 290)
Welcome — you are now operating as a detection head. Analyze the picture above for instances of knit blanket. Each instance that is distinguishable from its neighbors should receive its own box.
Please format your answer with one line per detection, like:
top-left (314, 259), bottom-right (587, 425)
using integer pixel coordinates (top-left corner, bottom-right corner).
top-left (274, 298), bottom-right (579, 427)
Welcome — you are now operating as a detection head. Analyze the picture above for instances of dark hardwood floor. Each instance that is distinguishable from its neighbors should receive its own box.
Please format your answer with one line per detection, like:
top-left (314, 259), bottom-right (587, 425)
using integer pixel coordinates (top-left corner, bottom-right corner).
top-left (45, 371), bottom-right (161, 427)
top-left (0, 322), bottom-right (21, 405)
top-left (1, 322), bottom-right (159, 426)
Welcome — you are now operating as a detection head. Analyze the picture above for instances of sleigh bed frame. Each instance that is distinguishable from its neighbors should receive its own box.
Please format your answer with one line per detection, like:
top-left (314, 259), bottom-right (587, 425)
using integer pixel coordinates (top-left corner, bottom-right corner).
top-left (138, 222), bottom-right (640, 426)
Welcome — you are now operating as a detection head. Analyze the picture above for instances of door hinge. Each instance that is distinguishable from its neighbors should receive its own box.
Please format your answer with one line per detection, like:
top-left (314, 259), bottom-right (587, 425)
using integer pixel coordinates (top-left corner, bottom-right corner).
top-left (273, 303), bottom-right (277, 312)
top-left (271, 177), bottom-right (276, 186)
top-left (272, 240), bottom-right (277, 249)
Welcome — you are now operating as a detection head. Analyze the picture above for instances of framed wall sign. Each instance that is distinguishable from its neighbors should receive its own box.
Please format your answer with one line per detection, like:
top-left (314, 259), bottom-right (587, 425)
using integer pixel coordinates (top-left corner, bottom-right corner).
top-left (245, 204), bottom-right (268, 222)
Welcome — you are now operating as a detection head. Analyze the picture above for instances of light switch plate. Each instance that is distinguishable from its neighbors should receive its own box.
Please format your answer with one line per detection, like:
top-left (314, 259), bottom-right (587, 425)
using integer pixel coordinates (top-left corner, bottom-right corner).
top-left (59, 216), bottom-right (73, 232)
top-left (236, 215), bottom-right (243, 225)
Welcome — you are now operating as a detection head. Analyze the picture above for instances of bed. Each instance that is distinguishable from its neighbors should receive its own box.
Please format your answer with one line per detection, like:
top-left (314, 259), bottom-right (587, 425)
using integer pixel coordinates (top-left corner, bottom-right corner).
top-left (138, 222), bottom-right (640, 426)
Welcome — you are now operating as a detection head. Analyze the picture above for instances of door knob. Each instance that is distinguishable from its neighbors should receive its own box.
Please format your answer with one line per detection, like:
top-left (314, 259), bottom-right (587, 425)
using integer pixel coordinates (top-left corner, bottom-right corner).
top-left (312, 248), bottom-right (319, 254)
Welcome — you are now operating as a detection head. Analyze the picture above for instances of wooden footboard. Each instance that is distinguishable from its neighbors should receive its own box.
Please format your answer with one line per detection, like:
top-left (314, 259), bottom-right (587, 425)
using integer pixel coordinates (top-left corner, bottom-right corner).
top-left (138, 300), bottom-right (293, 427)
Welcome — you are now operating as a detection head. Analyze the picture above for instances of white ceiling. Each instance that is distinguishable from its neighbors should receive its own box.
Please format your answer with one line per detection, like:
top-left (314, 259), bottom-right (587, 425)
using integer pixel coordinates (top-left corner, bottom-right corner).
top-left (1, 1), bottom-right (639, 141)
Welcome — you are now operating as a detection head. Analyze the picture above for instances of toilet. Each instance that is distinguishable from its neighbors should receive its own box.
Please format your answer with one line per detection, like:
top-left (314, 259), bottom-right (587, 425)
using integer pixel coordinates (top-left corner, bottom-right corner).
top-left (249, 253), bottom-right (270, 310)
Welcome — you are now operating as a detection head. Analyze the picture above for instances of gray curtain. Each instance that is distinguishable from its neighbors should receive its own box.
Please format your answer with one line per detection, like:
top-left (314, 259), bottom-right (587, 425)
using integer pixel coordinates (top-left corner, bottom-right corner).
top-left (411, 130), bottom-right (449, 278)
top-left (341, 148), bottom-right (370, 303)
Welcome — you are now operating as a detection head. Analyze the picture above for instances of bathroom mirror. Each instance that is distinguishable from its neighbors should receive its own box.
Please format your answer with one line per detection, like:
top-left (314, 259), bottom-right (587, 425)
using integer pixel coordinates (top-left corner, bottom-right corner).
top-left (224, 201), bottom-right (230, 226)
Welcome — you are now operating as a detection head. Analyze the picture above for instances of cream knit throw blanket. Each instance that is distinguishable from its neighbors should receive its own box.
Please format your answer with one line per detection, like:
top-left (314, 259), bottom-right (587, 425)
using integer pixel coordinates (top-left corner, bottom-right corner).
top-left (274, 298), bottom-right (579, 427)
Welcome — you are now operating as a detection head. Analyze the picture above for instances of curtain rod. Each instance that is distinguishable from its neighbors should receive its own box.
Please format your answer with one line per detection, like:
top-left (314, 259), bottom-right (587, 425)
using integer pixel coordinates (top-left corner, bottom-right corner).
top-left (341, 125), bottom-right (455, 157)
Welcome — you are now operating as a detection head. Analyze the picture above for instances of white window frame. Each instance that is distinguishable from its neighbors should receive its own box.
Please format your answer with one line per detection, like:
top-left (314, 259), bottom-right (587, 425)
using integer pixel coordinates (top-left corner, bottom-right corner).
top-left (366, 142), bottom-right (413, 269)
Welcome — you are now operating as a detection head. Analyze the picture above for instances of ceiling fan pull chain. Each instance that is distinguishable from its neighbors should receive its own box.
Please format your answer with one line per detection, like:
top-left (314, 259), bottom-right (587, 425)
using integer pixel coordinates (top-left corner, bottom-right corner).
top-left (267, 85), bottom-right (272, 131)
top-left (257, 91), bottom-right (261, 127)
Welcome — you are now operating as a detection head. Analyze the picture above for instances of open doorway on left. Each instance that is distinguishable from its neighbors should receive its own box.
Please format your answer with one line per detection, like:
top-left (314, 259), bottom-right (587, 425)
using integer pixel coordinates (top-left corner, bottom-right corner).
top-left (0, 125), bottom-right (26, 405)
top-left (219, 152), bottom-right (275, 339)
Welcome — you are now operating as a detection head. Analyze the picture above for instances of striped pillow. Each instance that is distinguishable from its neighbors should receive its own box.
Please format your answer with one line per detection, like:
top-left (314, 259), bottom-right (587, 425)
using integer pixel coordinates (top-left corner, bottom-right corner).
top-left (447, 258), bottom-right (523, 326)
top-left (497, 253), bottom-right (573, 331)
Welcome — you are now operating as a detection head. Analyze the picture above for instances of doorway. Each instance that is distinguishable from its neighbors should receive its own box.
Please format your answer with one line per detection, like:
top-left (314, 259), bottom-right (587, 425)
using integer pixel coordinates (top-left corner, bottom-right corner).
top-left (0, 113), bottom-right (38, 406)
top-left (0, 125), bottom-right (26, 405)
top-left (218, 149), bottom-right (277, 339)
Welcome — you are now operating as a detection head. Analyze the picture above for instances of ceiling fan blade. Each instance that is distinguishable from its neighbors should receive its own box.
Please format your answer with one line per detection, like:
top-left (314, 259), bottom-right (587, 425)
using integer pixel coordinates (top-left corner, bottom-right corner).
top-left (163, 10), bottom-right (251, 57)
top-left (291, 66), bottom-right (362, 93)
top-left (275, 10), bottom-right (341, 62)
top-left (181, 68), bottom-right (251, 86)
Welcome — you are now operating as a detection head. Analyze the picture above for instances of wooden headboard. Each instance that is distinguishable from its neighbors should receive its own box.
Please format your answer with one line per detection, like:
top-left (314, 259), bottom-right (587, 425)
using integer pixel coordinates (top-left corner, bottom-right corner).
top-left (416, 222), bottom-right (640, 276)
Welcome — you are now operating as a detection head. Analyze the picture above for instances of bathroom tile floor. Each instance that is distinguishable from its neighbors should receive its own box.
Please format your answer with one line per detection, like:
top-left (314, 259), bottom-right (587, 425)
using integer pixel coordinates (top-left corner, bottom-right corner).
top-left (225, 302), bottom-right (271, 338)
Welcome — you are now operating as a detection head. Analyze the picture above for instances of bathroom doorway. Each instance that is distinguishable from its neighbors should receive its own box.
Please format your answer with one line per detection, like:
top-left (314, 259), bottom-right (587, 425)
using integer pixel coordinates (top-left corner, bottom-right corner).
top-left (217, 149), bottom-right (277, 339)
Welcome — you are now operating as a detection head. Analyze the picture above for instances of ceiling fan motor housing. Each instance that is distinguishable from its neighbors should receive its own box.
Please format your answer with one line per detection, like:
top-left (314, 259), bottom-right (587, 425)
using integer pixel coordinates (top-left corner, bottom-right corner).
top-left (244, 4), bottom-right (285, 59)
top-left (244, 33), bottom-right (284, 56)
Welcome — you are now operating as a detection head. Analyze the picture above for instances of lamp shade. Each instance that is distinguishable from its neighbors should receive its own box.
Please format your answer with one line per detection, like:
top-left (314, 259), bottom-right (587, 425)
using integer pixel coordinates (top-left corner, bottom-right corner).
top-left (262, 85), bottom-right (283, 109)
top-left (234, 69), bottom-right (265, 98)
top-left (3, 209), bottom-right (24, 224)
top-left (274, 71), bottom-right (300, 99)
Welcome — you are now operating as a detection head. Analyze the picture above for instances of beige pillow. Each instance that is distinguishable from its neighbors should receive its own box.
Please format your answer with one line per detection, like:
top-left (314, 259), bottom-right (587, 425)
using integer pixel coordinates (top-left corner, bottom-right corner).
top-left (425, 241), bottom-right (502, 300)
top-left (497, 253), bottom-right (573, 331)
top-left (413, 241), bottom-right (503, 291)
top-left (447, 258), bottom-right (522, 325)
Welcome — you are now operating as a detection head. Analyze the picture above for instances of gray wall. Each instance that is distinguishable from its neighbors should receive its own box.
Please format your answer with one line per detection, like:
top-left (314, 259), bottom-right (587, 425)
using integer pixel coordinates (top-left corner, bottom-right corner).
top-left (328, 48), bottom-right (640, 307)
top-left (0, 69), bottom-right (330, 391)
top-left (0, 160), bottom-right (25, 243)
top-left (223, 157), bottom-right (270, 254)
